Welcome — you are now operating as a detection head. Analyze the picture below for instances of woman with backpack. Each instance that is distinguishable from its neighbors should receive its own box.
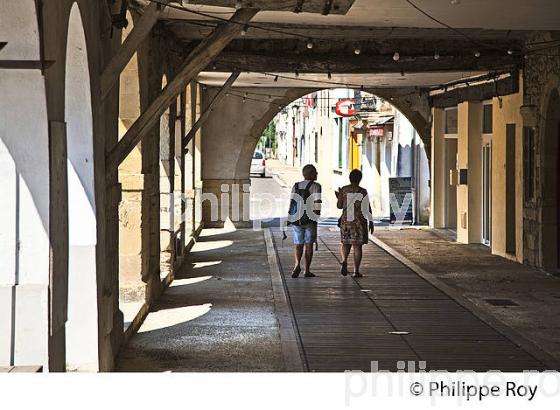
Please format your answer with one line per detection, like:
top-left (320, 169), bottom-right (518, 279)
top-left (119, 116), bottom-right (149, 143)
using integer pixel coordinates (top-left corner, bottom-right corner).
top-left (288, 164), bottom-right (322, 278)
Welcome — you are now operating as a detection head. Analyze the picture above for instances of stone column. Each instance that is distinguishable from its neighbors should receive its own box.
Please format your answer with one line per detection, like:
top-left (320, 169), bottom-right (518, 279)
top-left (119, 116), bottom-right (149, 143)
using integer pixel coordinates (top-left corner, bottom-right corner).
top-left (201, 179), bottom-right (251, 228)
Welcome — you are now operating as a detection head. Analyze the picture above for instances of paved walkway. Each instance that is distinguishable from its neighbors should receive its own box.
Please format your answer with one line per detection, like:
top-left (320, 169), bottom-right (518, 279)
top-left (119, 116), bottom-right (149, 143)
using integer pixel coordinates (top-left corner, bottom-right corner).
top-left (116, 228), bottom-right (285, 372)
top-left (117, 223), bottom-right (554, 372)
top-left (272, 227), bottom-right (550, 372)
top-left (375, 228), bottom-right (560, 365)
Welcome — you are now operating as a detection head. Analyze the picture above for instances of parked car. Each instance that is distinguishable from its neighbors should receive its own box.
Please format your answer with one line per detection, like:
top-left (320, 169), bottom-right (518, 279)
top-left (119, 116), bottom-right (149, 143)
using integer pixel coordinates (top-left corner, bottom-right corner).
top-left (250, 151), bottom-right (266, 177)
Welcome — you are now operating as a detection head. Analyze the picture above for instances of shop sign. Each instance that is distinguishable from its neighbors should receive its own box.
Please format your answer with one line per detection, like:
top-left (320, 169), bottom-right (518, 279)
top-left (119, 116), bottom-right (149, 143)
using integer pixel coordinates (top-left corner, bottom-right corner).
top-left (335, 99), bottom-right (355, 117)
top-left (368, 126), bottom-right (384, 137)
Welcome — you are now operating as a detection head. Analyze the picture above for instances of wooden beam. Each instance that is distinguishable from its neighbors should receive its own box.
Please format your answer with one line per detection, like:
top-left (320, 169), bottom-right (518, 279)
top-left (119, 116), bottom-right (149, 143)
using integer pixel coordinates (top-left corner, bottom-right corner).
top-left (183, 71), bottom-right (240, 148)
top-left (106, 8), bottom-right (258, 177)
top-left (0, 60), bottom-right (55, 70)
top-left (431, 74), bottom-right (519, 108)
top-left (163, 20), bottom-right (528, 42)
top-left (176, 0), bottom-right (354, 14)
top-left (100, 1), bottom-right (170, 100)
top-left (212, 51), bottom-right (520, 74)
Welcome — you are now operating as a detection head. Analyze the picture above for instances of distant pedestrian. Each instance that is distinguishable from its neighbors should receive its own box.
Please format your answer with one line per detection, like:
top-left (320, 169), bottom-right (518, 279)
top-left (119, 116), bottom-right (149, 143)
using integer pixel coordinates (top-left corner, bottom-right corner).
top-left (335, 169), bottom-right (374, 278)
top-left (288, 164), bottom-right (322, 278)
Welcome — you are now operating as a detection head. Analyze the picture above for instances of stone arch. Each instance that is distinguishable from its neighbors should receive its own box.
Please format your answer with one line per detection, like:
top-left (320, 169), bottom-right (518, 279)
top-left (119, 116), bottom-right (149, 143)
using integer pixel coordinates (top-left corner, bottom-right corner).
top-left (0, 0), bottom-right (50, 368)
top-left (539, 74), bottom-right (560, 271)
top-left (201, 86), bottom-right (431, 226)
top-left (64, 2), bottom-right (99, 371)
top-left (232, 88), bottom-right (431, 182)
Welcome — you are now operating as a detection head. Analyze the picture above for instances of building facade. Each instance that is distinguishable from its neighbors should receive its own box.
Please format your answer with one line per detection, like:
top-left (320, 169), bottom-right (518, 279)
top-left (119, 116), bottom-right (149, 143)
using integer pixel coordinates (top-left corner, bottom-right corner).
top-left (274, 90), bottom-right (430, 223)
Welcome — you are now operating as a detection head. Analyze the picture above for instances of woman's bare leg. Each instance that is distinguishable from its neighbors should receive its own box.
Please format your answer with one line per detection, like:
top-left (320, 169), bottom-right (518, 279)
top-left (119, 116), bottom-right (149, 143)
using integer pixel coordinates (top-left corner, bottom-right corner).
top-left (340, 243), bottom-right (351, 276)
top-left (293, 245), bottom-right (303, 272)
top-left (353, 244), bottom-right (363, 275)
top-left (340, 243), bottom-right (352, 262)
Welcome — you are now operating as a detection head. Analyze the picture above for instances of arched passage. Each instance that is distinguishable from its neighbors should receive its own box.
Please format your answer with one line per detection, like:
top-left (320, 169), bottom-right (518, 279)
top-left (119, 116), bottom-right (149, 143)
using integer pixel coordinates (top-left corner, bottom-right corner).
top-left (64, 3), bottom-right (99, 371)
top-left (201, 86), bottom-right (431, 226)
top-left (541, 87), bottom-right (560, 271)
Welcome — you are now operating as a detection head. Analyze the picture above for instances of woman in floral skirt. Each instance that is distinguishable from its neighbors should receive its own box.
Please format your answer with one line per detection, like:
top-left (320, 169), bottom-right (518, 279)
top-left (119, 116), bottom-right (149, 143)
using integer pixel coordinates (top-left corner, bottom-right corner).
top-left (335, 169), bottom-right (374, 278)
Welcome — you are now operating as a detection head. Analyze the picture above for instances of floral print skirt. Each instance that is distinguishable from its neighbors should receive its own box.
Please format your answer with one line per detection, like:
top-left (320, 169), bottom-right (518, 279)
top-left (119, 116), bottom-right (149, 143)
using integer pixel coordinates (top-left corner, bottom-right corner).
top-left (340, 220), bottom-right (368, 245)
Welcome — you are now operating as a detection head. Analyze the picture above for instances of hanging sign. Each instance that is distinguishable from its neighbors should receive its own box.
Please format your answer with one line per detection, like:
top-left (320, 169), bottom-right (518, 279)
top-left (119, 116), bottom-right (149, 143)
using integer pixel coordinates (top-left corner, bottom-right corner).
top-left (335, 99), bottom-right (355, 117)
top-left (368, 126), bottom-right (385, 137)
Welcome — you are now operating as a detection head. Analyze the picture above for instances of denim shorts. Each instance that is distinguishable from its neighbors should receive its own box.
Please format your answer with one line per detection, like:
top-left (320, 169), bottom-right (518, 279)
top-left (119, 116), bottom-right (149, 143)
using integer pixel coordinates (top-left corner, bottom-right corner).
top-left (292, 223), bottom-right (317, 245)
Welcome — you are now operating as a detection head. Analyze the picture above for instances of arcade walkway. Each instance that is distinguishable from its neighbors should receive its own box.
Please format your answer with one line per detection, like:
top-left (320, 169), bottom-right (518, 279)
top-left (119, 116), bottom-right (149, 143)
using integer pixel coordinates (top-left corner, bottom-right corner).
top-left (117, 224), bottom-right (553, 372)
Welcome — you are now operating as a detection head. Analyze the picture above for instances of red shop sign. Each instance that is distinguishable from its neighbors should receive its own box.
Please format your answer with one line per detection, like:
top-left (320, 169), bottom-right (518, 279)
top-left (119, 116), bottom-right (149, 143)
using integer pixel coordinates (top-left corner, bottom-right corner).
top-left (369, 126), bottom-right (385, 137)
top-left (335, 99), bottom-right (355, 117)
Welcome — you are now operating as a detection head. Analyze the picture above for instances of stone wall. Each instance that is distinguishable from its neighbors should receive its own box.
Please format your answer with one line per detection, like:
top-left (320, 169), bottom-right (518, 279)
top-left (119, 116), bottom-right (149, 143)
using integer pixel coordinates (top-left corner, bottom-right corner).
top-left (522, 31), bottom-right (560, 268)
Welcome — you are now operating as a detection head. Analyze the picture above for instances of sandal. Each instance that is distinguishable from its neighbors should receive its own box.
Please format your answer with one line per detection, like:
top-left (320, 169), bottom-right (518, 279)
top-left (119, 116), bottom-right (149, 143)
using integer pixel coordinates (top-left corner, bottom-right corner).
top-left (340, 261), bottom-right (348, 276)
top-left (291, 266), bottom-right (301, 278)
top-left (304, 271), bottom-right (316, 278)
top-left (352, 272), bottom-right (363, 278)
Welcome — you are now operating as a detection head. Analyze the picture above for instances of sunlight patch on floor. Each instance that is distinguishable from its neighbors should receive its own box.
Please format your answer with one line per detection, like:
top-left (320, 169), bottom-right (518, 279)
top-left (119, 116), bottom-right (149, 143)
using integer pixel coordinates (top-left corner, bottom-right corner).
top-left (170, 276), bottom-right (213, 287)
top-left (138, 304), bottom-right (213, 333)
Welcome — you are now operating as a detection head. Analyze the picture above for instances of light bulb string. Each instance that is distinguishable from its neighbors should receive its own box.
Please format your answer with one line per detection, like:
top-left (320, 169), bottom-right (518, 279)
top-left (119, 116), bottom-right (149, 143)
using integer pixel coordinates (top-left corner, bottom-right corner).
top-left (142, 0), bottom-right (547, 56)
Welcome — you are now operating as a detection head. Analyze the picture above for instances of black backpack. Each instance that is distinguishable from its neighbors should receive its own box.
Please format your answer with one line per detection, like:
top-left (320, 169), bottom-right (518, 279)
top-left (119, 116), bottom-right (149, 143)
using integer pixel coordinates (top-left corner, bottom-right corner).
top-left (288, 181), bottom-right (315, 226)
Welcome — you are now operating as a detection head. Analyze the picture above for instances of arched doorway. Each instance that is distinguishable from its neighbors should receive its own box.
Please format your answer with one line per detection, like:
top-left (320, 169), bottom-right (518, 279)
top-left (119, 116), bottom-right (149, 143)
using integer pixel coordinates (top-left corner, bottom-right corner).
top-left (64, 3), bottom-right (99, 371)
top-left (541, 88), bottom-right (560, 271)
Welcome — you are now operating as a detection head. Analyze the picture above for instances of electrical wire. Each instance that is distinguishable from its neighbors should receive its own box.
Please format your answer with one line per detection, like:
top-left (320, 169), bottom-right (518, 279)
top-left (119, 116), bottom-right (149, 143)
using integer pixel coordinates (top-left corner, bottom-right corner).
top-left (403, 0), bottom-right (508, 53)
top-left (139, 0), bottom-right (554, 93)
top-left (150, 0), bottom-right (547, 53)
top-left (135, 0), bottom-right (556, 57)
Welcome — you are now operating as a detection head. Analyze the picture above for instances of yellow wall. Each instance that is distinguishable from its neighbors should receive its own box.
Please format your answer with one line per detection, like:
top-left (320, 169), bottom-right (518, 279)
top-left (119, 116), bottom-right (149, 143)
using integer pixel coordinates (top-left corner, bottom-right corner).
top-left (431, 75), bottom-right (525, 262)
top-left (491, 79), bottom-right (524, 262)
top-left (349, 125), bottom-right (361, 171)
top-left (456, 101), bottom-right (482, 244)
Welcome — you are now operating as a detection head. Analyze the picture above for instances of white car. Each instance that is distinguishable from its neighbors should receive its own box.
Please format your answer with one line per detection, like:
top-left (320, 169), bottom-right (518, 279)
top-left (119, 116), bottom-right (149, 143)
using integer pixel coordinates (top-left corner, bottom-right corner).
top-left (250, 151), bottom-right (266, 177)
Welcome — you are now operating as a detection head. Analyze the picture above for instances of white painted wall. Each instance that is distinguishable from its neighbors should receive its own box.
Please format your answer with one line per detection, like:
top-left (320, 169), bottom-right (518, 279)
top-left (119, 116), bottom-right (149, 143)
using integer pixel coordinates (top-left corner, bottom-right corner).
top-left (64, 4), bottom-right (99, 372)
top-left (0, 0), bottom-right (50, 368)
top-left (274, 90), bottom-right (430, 221)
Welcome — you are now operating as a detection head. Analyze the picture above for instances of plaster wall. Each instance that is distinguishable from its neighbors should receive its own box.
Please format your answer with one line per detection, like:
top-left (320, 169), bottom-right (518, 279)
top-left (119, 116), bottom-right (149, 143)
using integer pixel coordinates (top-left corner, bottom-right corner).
top-left (491, 85), bottom-right (525, 262)
top-left (0, 0), bottom-right (51, 369)
top-left (456, 101), bottom-right (482, 244)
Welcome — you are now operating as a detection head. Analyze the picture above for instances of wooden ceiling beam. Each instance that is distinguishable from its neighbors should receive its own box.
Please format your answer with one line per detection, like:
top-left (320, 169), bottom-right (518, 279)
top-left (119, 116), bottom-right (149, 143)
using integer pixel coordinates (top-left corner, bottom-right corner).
top-left (172, 0), bottom-right (354, 14)
top-left (431, 74), bottom-right (519, 108)
top-left (162, 20), bottom-right (528, 42)
top-left (209, 51), bottom-right (520, 74)
top-left (105, 8), bottom-right (258, 178)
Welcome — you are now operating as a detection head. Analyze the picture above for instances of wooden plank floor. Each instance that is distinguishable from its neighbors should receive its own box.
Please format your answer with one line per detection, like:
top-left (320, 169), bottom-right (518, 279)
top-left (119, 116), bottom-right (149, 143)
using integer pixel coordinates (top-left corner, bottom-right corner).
top-left (272, 227), bottom-right (548, 372)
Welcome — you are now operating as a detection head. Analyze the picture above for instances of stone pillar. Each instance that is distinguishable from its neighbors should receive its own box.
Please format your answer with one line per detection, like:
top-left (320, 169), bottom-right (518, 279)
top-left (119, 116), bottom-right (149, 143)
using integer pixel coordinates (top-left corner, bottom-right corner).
top-left (159, 102), bottom-right (175, 282)
top-left (184, 84), bottom-right (196, 238)
top-left (202, 179), bottom-right (251, 228)
top-left (194, 84), bottom-right (203, 228)
top-left (456, 101), bottom-right (483, 244)
top-left (140, 40), bottom-right (162, 307)
top-left (430, 108), bottom-right (446, 228)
